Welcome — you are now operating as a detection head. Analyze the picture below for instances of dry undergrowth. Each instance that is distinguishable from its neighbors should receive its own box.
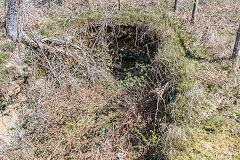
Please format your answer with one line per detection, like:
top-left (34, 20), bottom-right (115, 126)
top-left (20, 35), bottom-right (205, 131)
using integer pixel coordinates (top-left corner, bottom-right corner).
top-left (0, 0), bottom-right (240, 159)
top-left (1, 9), bottom-right (173, 158)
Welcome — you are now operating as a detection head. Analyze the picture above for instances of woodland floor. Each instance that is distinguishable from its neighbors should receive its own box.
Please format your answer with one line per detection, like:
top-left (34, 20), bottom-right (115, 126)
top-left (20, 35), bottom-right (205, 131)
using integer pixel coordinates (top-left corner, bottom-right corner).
top-left (0, 0), bottom-right (240, 159)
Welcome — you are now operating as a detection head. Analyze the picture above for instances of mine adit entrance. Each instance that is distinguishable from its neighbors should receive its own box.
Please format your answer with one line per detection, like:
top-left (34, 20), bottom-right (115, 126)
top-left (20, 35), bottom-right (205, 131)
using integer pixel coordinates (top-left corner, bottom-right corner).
top-left (85, 23), bottom-right (175, 117)
top-left (106, 25), bottom-right (160, 79)
top-left (85, 24), bottom-right (162, 80)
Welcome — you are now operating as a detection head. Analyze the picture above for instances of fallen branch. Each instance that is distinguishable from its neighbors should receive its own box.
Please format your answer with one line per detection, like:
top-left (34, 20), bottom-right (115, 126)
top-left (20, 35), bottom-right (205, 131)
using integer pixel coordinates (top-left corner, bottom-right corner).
top-left (6, 0), bottom-right (105, 83)
top-left (40, 37), bottom-right (95, 62)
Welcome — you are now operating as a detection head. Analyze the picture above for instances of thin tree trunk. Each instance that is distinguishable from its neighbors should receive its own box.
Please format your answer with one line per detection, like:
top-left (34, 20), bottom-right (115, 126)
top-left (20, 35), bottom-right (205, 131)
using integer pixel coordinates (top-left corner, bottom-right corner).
top-left (6, 0), bottom-right (32, 44)
top-left (233, 25), bottom-right (240, 58)
top-left (87, 0), bottom-right (91, 10)
top-left (57, 0), bottom-right (62, 6)
top-left (5, 0), bottom-right (90, 56)
top-left (173, 0), bottom-right (178, 12)
top-left (5, 0), bottom-right (65, 51)
top-left (118, 0), bottom-right (121, 11)
top-left (233, 25), bottom-right (240, 85)
top-left (191, 0), bottom-right (198, 23)
top-left (6, 0), bottom-right (22, 41)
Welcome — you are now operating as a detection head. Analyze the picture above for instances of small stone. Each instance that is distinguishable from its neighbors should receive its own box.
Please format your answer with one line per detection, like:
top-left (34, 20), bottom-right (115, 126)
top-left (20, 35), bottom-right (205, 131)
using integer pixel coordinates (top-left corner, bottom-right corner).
top-left (7, 82), bottom-right (21, 97)
top-left (17, 93), bottom-right (27, 102)
top-left (0, 109), bottom-right (19, 145)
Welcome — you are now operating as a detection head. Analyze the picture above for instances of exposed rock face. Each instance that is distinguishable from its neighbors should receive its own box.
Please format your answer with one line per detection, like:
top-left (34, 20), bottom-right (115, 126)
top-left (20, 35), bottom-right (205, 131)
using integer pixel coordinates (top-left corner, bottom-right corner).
top-left (0, 81), bottom-right (22, 149)
top-left (0, 106), bottom-right (19, 146)
top-left (0, 83), bottom-right (29, 158)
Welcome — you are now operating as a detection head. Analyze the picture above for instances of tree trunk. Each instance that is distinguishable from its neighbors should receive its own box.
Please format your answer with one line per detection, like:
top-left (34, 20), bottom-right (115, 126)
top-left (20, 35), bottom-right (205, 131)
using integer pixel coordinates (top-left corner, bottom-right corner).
top-left (233, 24), bottom-right (240, 58)
top-left (191, 0), bottom-right (198, 23)
top-left (57, 0), bottom-right (62, 5)
top-left (118, 0), bottom-right (121, 11)
top-left (5, 0), bottom-right (88, 59)
top-left (6, 0), bottom-right (32, 43)
top-left (173, 0), bottom-right (178, 12)
top-left (6, 0), bottom-right (22, 41)
top-left (232, 25), bottom-right (240, 85)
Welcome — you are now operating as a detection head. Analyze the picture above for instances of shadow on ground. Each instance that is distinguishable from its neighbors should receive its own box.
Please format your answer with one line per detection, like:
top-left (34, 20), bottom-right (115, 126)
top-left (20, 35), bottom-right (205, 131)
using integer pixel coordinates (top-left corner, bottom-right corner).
top-left (177, 32), bottom-right (231, 63)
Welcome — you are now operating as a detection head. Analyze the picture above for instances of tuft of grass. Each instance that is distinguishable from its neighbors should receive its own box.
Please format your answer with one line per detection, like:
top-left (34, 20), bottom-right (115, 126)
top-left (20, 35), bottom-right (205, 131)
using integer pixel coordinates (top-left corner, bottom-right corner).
top-left (0, 42), bottom-right (16, 52)
top-left (0, 52), bottom-right (9, 80)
